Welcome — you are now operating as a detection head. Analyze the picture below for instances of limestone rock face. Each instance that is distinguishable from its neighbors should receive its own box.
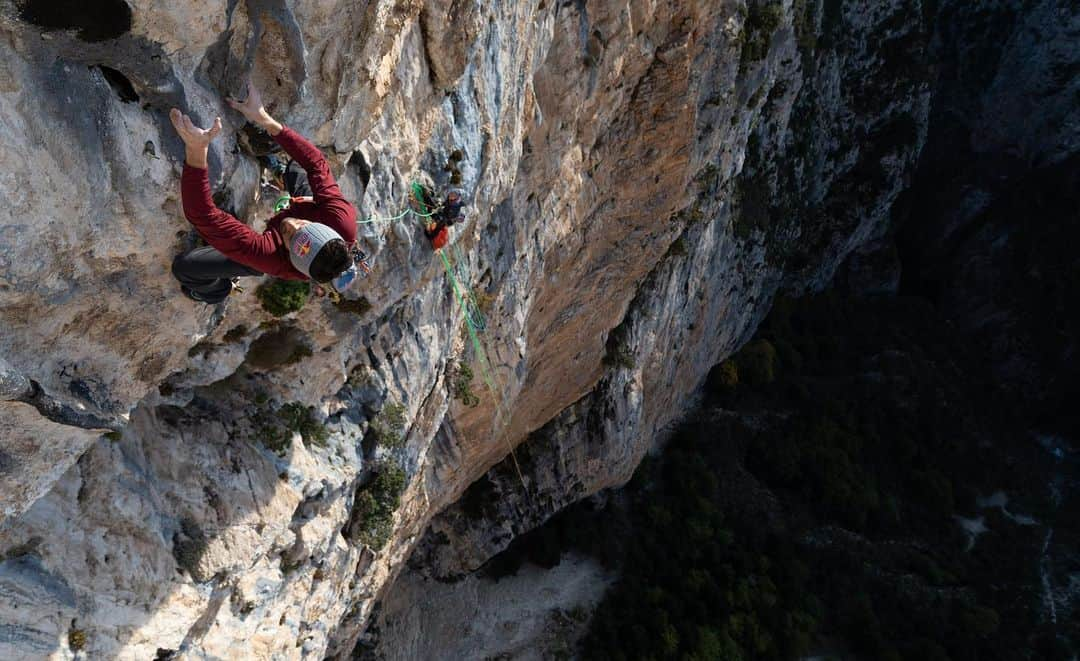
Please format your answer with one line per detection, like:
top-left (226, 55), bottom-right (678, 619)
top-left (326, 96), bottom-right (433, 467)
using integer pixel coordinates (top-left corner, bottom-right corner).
top-left (0, 0), bottom-right (939, 658)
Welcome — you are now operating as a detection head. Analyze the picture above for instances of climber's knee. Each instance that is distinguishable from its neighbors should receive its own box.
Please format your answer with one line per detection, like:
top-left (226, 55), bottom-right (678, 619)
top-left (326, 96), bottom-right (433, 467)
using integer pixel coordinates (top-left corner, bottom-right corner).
top-left (171, 252), bottom-right (193, 283)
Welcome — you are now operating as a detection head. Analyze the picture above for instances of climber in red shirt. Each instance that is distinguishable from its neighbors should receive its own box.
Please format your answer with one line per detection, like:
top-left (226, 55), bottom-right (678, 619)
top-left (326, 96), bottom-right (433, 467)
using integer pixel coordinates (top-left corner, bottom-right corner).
top-left (169, 81), bottom-right (357, 303)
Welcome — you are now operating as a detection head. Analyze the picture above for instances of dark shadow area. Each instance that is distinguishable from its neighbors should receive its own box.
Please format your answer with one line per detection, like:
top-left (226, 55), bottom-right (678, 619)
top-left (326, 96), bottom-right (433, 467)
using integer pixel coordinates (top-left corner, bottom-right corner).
top-left (476, 292), bottom-right (1078, 660)
top-left (19, 0), bottom-right (132, 42)
top-left (348, 150), bottom-right (371, 193)
top-left (242, 325), bottom-right (313, 371)
top-left (94, 65), bottom-right (139, 103)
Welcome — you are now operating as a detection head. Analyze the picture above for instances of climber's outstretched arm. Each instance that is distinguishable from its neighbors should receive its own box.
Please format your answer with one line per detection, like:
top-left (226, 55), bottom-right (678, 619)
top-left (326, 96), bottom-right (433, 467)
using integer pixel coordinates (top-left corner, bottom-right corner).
top-left (227, 80), bottom-right (284, 137)
top-left (169, 109), bottom-right (277, 266)
top-left (169, 108), bottom-right (222, 169)
top-left (227, 81), bottom-right (356, 243)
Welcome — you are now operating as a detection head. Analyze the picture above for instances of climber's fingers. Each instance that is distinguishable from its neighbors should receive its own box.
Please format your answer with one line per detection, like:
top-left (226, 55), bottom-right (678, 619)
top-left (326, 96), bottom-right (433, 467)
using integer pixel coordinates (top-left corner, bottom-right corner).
top-left (208, 117), bottom-right (222, 139)
top-left (182, 113), bottom-right (200, 137)
top-left (170, 109), bottom-right (201, 143)
top-left (168, 108), bottom-right (184, 134)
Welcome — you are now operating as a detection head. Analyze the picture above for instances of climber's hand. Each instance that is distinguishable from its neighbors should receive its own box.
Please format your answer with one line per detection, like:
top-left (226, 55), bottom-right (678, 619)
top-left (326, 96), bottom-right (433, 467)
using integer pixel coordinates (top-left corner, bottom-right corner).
top-left (226, 80), bottom-right (264, 121)
top-left (227, 79), bottom-right (283, 136)
top-left (169, 109), bottom-right (222, 148)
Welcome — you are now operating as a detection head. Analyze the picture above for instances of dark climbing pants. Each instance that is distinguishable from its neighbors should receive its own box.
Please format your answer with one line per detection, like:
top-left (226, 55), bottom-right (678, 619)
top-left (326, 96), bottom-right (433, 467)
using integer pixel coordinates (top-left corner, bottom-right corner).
top-left (172, 247), bottom-right (261, 303)
top-left (283, 158), bottom-right (313, 198)
top-left (171, 160), bottom-right (312, 303)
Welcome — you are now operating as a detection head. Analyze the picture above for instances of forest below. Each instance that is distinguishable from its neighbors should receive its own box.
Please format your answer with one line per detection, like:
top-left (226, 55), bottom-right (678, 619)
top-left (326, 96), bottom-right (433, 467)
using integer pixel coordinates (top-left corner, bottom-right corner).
top-left (484, 291), bottom-right (1078, 660)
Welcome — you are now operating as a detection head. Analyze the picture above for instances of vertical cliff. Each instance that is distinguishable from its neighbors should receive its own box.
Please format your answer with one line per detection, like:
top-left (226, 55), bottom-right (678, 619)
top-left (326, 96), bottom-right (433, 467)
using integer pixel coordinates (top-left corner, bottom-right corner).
top-left (0, 0), bottom-right (934, 658)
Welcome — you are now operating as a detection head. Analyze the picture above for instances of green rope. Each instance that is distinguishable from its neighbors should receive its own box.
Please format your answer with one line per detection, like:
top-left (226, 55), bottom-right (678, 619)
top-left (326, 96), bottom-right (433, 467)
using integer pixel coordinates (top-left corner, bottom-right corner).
top-left (352, 181), bottom-right (440, 227)
top-left (348, 180), bottom-right (523, 489)
top-left (357, 207), bottom-right (413, 225)
top-left (448, 244), bottom-right (487, 332)
top-left (439, 249), bottom-right (527, 491)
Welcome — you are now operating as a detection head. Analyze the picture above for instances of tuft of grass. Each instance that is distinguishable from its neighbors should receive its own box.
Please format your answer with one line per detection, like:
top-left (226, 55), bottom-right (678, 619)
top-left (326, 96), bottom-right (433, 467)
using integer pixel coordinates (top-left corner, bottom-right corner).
top-left (280, 557), bottom-right (303, 575)
top-left (473, 290), bottom-right (495, 314)
top-left (104, 431), bottom-right (122, 442)
top-left (257, 279), bottom-right (310, 317)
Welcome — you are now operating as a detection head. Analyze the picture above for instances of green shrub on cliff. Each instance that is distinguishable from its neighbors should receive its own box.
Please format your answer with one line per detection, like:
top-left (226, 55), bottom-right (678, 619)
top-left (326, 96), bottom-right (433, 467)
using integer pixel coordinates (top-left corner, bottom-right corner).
top-left (257, 279), bottom-right (310, 316)
top-left (740, 2), bottom-right (785, 73)
top-left (349, 460), bottom-right (407, 550)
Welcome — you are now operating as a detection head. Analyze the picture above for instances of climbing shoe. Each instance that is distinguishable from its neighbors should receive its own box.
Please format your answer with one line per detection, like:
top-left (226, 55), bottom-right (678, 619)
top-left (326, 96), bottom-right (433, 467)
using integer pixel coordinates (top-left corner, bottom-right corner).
top-left (180, 285), bottom-right (213, 303)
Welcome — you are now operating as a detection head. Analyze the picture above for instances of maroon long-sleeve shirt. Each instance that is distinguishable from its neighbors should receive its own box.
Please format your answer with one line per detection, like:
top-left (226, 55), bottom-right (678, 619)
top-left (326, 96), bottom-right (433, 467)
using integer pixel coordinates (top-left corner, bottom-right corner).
top-left (180, 127), bottom-right (357, 280)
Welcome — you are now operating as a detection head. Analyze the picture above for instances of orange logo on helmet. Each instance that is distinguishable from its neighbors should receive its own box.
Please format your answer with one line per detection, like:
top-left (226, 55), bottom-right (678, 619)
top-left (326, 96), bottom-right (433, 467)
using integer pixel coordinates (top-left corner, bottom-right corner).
top-left (296, 239), bottom-right (312, 257)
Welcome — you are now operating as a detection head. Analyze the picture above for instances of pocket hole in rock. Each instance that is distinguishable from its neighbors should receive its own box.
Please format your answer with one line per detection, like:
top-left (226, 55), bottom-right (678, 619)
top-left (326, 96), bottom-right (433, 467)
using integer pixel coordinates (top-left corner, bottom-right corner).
top-left (94, 65), bottom-right (139, 103)
top-left (20, 0), bottom-right (132, 42)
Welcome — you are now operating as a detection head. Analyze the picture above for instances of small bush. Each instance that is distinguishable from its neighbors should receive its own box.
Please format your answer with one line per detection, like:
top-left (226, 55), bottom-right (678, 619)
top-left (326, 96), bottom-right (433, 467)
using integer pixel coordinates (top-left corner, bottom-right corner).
top-left (68, 629), bottom-right (87, 652)
top-left (381, 402), bottom-right (408, 432)
top-left (277, 402), bottom-right (329, 448)
top-left (667, 236), bottom-right (688, 258)
top-left (253, 401), bottom-right (328, 453)
top-left (453, 363), bottom-right (481, 407)
top-left (603, 343), bottom-right (636, 370)
top-left (712, 360), bottom-right (740, 391)
top-left (255, 411), bottom-right (290, 454)
top-left (959, 605), bottom-right (1000, 638)
top-left (739, 2), bottom-right (784, 74)
top-left (223, 324), bottom-right (249, 343)
top-left (332, 295), bottom-right (371, 316)
top-left (347, 364), bottom-right (373, 389)
top-left (257, 279), bottom-right (310, 317)
top-left (368, 402), bottom-right (408, 449)
top-left (349, 460), bottom-right (408, 550)
top-left (173, 517), bottom-right (208, 578)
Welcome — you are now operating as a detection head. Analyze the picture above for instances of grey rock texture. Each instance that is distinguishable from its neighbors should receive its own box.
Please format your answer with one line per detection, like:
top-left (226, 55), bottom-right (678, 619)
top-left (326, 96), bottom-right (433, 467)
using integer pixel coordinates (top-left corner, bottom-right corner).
top-left (365, 553), bottom-right (611, 661)
top-left (0, 0), bottom-right (952, 658)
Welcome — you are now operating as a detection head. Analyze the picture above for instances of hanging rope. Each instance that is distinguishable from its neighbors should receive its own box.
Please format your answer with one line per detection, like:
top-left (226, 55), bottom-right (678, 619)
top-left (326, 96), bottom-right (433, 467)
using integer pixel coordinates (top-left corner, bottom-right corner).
top-left (438, 242), bottom-right (528, 492)
top-left (342, 181), bottom-right (525, 490)
top-left (407, 181), bottom-right (528, 492)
